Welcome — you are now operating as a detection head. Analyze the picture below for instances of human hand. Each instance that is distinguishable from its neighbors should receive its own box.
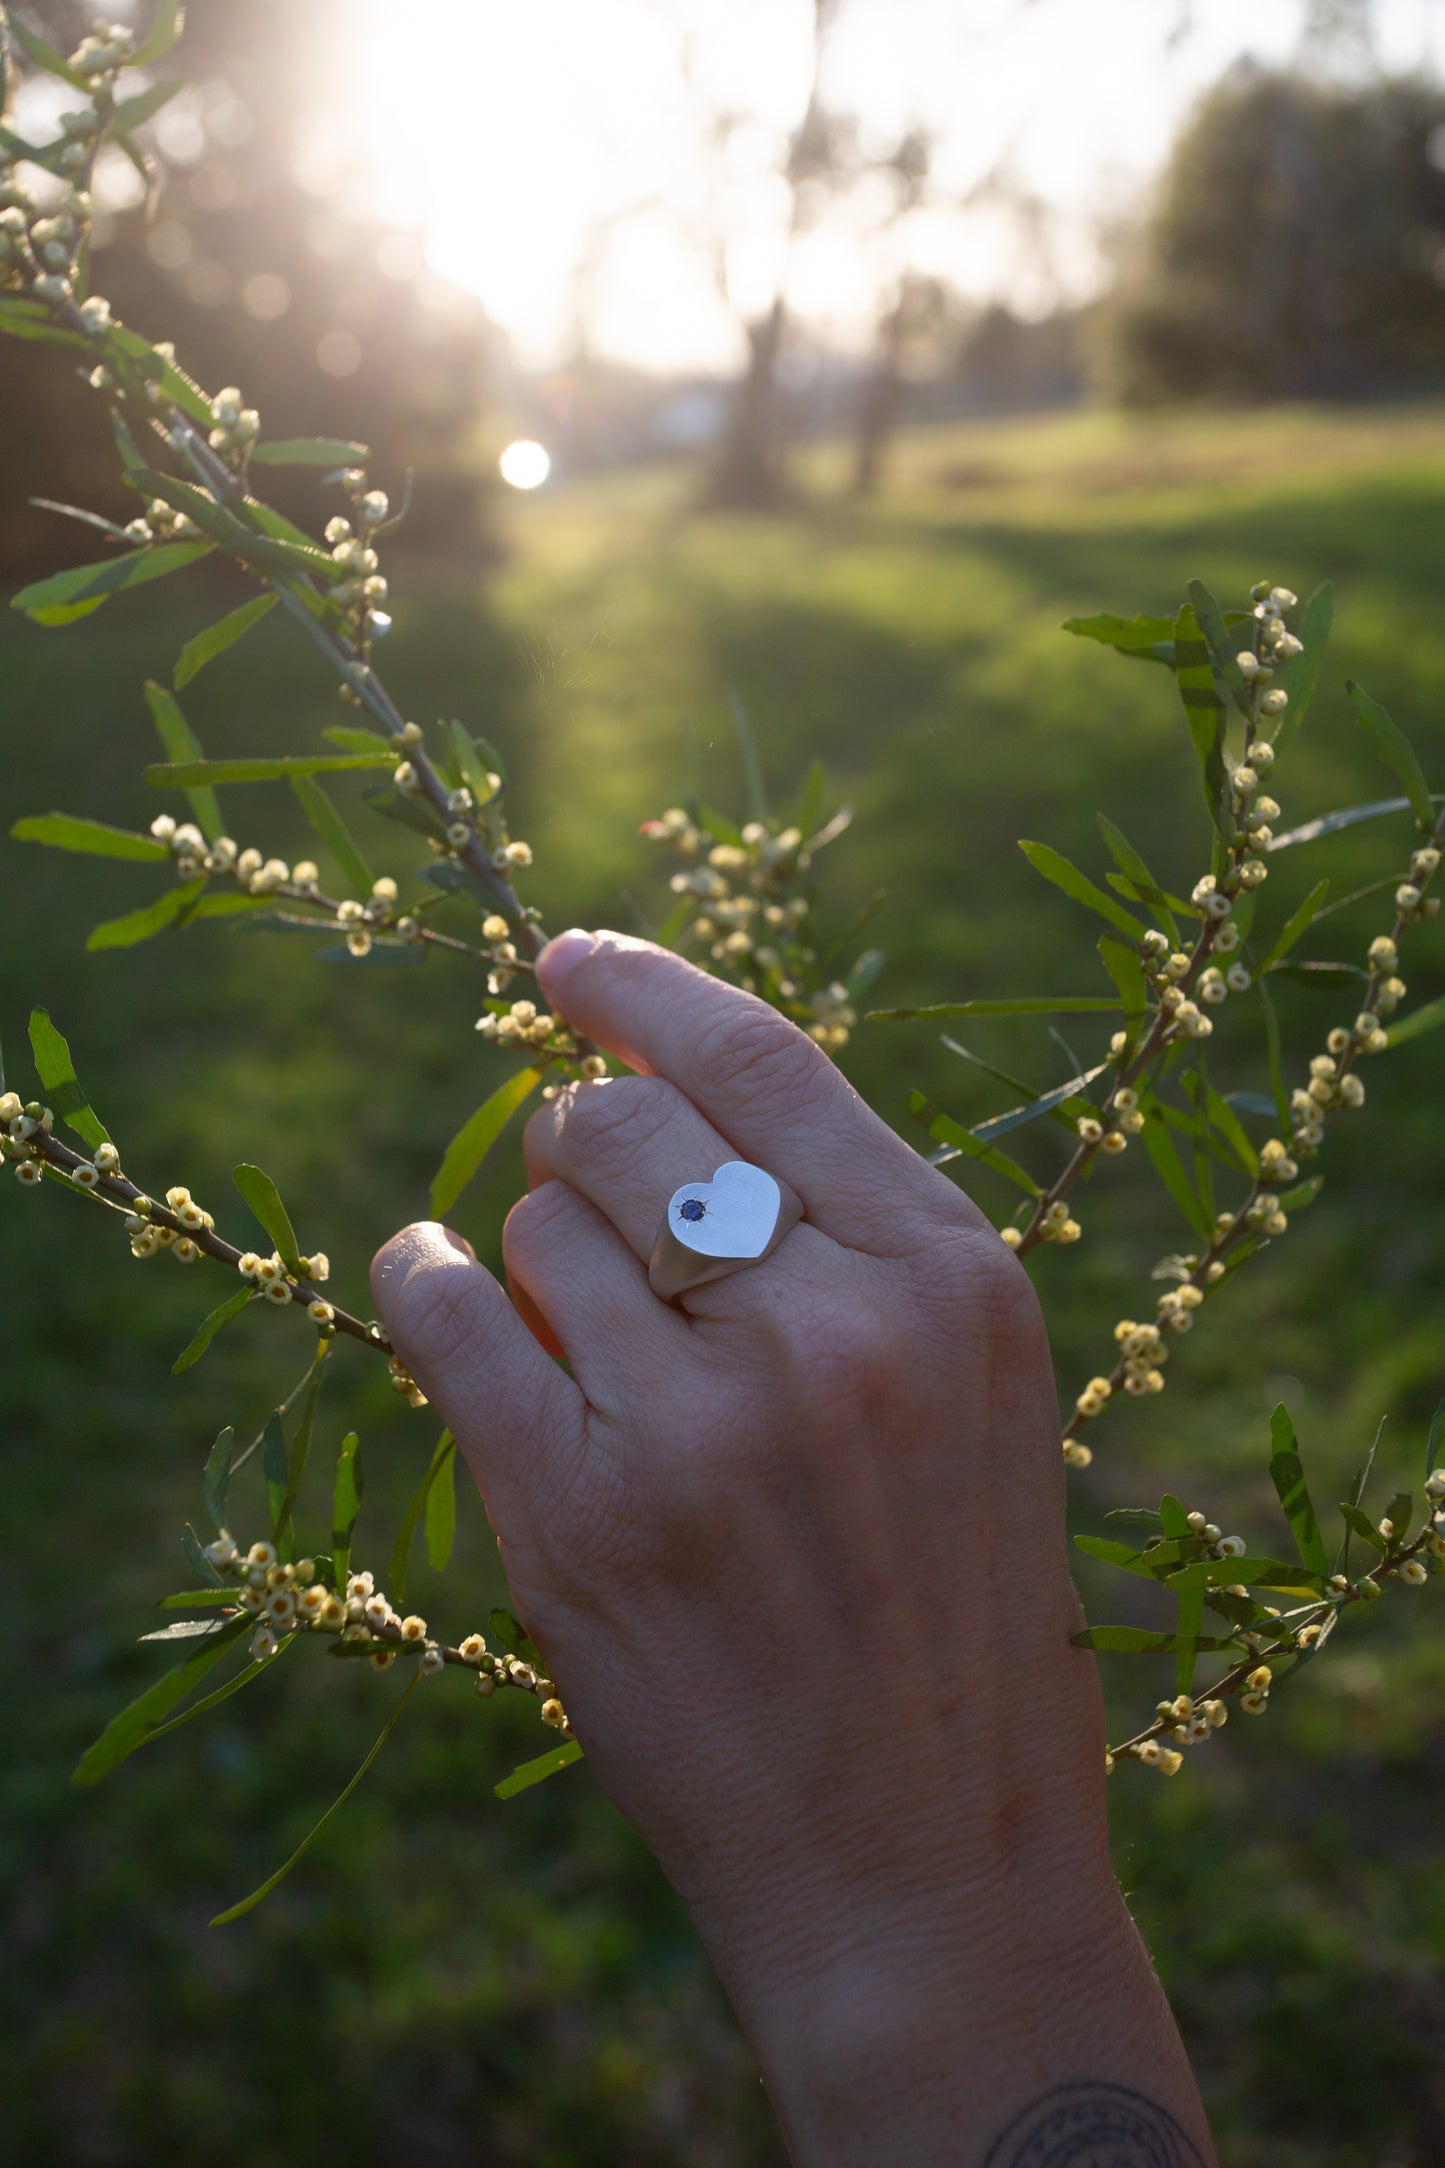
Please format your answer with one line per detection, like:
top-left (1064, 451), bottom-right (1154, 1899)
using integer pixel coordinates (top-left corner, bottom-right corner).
top-left (373, 930), bottom-right (1213, 2166)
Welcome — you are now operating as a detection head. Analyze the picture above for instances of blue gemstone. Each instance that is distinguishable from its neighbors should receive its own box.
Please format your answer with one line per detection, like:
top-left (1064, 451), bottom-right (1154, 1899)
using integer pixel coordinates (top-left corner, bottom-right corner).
top-left (679, 1198), bottom-right (706, 1223)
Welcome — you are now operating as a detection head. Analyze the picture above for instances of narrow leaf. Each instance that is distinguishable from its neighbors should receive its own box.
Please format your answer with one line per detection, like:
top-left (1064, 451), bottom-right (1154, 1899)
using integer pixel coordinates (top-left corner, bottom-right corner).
top-left (495, 1741), bottom-right (584, 1799)
top-left (1098, 815), bottom-right (1179, 945)
top-left (489, 1608), bottom-right (543, 1664)
top-left (249, 437), bottom-right (372, 467)
top-left (262, 1410), bottom-right (289, 1536)
top-left (1071, 1627), bottom-right (1238, 1655)
top-left (28, 1008), bottom-right (109, 1148)
top-left (1258, 878), bottom-right (1330, 973)
top-left (425, 1436), bottom-right (458, 1572)
top-left (1347, 680), bottom-right (1435, 828)
top-left (1339, 1501), bottom-right (1386, 1554)
top-left (1185, 578), bottom-right (1253, 720)
top-left (1269, 797), bottom-right (1432, 851)
top-left (1173, 601), bottom-right (1232, 840)
top-left (431, 1068), bottom-right (546, 1217)
top-left (1138, 1093), bottom-right (1212, 1238)
top-left (1061, 611), bottom-right (1175, 660)
top-left (390, 1432), bottom-right (456, 1605)
top-left (290, 774), bottom-right (372, 898)
top-left (1425, 1399), bottom-right (1445, 1484)
top-left (232, 1164), bottom-right (302, 1272)
top-left (173, 1287), bottom-right (255, 1374)
top-left (132, 0), bottom-right (186, 66)
top-left (1269, 1405), bottom-right (1327, 1575)
top-left (275, 1352), bottom-right (328, 1551)
top-left (970, 1061), bottom-right (1110, 1144)
top-left (147, 753), bottom-right (394, 787)
top-left (204, 1426), bottom-right (234, 1535)
top-left (9, 813), bottom-right (168, 864)
top-left (1257, 976), bottom-right (1291, 1133)
top-left (331, 1433), bottom-right (364, 1593)
top-left (174, 592), bottom-right (277, 689)
top-left (7, 19), bottom-right (93, 88)
top-left (145, 680), bottom-right (222, 841)
top-left (87, 878), bottom-right (205, 951)
top-left (870, 997), bottom-right (1119, 1021)
top-left (183, 1522), bottom-right (226, 1588)
top-left (139, 1634), bottom-right (293, 1749)
top-left (1275, 584), bottom-right (1332, 754)
top-left (1386, 994), bottom-right (1445, 1050)
top-left (909, 1093), bottom-right (1042, 1196)
top-left (11, 541), bottom-right (211, 624)
top-left (112, 77), bottom-right (183, 129)
top-left (73, 1616), bottom-right (249, 1785)
top-left (1097, 936), bottom-right (1148, 1039)
top-left (1018, 839), bottom-right (1145, 941)
top-left (723, 684), bottom-right (769, 821)
top-left (210, 1675), bottom-right (423, 1924)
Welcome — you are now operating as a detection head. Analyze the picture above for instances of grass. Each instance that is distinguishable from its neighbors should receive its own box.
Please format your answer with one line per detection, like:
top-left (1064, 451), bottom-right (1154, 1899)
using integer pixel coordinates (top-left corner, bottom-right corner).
top-left (2, 397), bottom-right (1445, 2164)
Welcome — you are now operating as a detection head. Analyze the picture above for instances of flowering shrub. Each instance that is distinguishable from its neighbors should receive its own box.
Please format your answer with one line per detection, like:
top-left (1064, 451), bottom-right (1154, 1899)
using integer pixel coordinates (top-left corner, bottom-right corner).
top-left (2, 4), bottom-right (1443, 1914)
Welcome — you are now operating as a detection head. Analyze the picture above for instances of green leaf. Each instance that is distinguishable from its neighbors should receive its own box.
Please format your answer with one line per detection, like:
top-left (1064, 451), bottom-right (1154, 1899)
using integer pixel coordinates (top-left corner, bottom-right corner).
top-left (723, 683), bottom-right (769, 822)
top-left (1104, 1507), bottom-right (1165, 1533)
top-left (1266, 961), bottom-right (1366, 993)
top-left (1258, 878), bottom-right (1330, 973)
top-left (132, 0), bottom-right (186, 65)
top-left (1185, 579), bottom-right (1253, 721)
top-left (324, 726), bottom-right (395, 757)
top-left (174, 592), bottom-right (277, 689)
top-left (1275, 584), bottom-right (1332, 754)
top-left (1097, 935), bottom-right (1148, 1041)
top-left (203, 1425), bottom-right (234, 1535)
top-left (139, 1617), bottom-right (235, 1643)
top-left (390, 1432), bottom-right (457, 1605)
top-left (1257, 976), bottom-right (1291, 1133)
top-left (426, 1436), bottom-right (458, 1572)
top-left (249, 437), bottom-right (371, 467)
top-left (144, 680), bottom-right (222, 842)
top-left (969, 1061), bottom-right (1109, 1145)
top-left (1138, 1092), bottom-right (1212, 1239)
top-left (909, 1093), bottom-right (1042, 1197)
top-left (1347, 681), bottom-right (1435, 829)
top-left (73, 1615), bottom-right (250, 1786)
top-left (1061, 611), bottom-right (1176, 663)
top-left (1268, 797), bottom-right (1428, 851)
top-left (431, 1067), bottom-right (546, 1218)
top-left (138, 1633), bottom-right (293, 1750)
top-left (1074, 1533), bottom-right (1193, 1582)
top-left (331, 1432), bottom-right (364, 1593)
top-left (1097, 816), bottom-right (1179, 945)
top-left (147, 753), bottom-right (394, 788)
top-left (232, 1163), bottom-right (302, 1272)
top-left (125, 467), bottom-right (334, 577)
top-left (7, 18), bottom-right (93, 87)
top-left (1274, 1174), bottom-right (1324, 1213)
top-left (489, 1608), bottom-right (542, 1665)
top-left (1163, 1557), bottom-right (1326, 1595)
top-left (1071, 1627), bottom-right (1239, 1655)
top-left (1386, 993), bottom-right (1445, 1050)
top-left (870, 997), bottom-right (1119, 1021)
top-left (11, 541), bottom-right (211, 625)
top-left (210, 1674), bottom-right (424, 1925)
top-left (1159, 1494), bottom-right (1192, 1540)
top-left (290, 775), bottom-right (372, 898)
top-left (27, 1008), bottom-right (109, 1148)
top-left (173, 1286), bottom-right (255, 1374)
top-left (495, 1741), bottom-right (584, 1799)
top-left (361, 783), bottom-right (446, 839)
top-left (8, 812), bottom-right (167, 863)
top-left (157, 1589), bottom-right (236, 1610)
top-left (1173, 602), bottom-right (1232, 840)
top-left (1203, 1079), bottom-right (1258, 1177)
top-left (1425, 1399), bottom-right (1445, 1484)
top-left (1385, 1491), bottom-right (1413, 1541)
top-left (112, 76), bottom-right (183, 129)
top-left (183, 1522), bottom-right (226, 1587)
top-left (262, 1410), bottom-right (289, 1536)
top-left (87, 877), bottom-right (205, 951)
top-left (1268, 1406), bottom-right (1327, 1576)
top-left (274, 1352), bottom-right (328, 1552)
top-left (1018, 839), bottom-right (1145, 941)
top-left (1339, 1501), bottom-right (1386, 1554)
top-left (0, 296), bottom-right (88, 344)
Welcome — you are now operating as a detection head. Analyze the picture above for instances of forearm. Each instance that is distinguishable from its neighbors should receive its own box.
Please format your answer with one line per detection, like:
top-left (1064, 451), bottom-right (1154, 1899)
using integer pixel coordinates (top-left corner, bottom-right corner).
top-left (701, 1860), bottom-right (1215, 2168)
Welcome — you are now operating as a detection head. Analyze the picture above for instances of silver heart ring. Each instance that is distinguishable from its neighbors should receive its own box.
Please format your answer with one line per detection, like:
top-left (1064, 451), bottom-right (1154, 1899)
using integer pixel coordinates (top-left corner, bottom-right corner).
top-left (648, 1159), bottom-right (804, 1302)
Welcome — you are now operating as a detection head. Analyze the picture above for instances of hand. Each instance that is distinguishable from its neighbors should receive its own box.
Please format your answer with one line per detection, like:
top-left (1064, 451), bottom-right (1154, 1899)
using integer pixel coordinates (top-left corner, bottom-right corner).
top-left (373, 930), bottom-right (1214, 2167)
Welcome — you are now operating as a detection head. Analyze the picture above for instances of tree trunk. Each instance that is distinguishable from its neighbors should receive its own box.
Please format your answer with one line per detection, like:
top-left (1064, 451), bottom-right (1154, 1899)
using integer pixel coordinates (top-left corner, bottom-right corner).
top-left (707, 298), bottom-right (789, 509)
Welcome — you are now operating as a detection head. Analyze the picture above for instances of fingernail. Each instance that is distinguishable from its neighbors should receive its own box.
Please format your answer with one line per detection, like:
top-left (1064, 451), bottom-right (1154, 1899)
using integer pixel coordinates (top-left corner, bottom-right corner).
top-left (441, 1227), bottom-right (476, 1261)
top-left (537, 927), bottom-right (597, 994)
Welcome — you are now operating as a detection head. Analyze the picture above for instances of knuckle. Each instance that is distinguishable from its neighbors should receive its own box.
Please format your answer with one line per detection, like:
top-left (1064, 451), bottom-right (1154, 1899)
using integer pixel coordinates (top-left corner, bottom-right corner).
top-left (551, 1075), bottom-right (683, 1182)
top-left (692, 998), bottom-right (824, 1113)
top-left (389, 1255), bottom-right (487, 1380)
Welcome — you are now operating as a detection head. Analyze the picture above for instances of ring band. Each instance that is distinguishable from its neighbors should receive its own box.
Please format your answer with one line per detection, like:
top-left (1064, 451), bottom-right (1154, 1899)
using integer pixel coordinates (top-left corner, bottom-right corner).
top-left (648, 1159), bottom-right (803, 1302)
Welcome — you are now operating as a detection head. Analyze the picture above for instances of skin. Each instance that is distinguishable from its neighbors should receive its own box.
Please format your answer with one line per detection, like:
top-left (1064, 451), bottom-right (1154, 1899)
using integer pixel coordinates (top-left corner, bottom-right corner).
top-left (373, 929), bottom-right (1217, 2167)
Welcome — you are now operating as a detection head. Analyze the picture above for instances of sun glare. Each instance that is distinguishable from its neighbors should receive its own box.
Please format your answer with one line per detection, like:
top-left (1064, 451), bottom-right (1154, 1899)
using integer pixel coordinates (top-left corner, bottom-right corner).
top-left (499, 440), bottom-right (552, 490)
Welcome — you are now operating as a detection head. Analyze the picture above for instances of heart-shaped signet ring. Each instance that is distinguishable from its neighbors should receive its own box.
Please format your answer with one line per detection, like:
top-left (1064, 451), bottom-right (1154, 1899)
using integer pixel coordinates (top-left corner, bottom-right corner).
top-left (647, 1160), bottom-right (804, 1302)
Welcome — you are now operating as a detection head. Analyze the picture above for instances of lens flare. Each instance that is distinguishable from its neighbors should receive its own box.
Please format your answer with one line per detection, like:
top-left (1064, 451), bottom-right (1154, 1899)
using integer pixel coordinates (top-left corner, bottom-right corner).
top-left (499, 440), bottom-right (551, 490)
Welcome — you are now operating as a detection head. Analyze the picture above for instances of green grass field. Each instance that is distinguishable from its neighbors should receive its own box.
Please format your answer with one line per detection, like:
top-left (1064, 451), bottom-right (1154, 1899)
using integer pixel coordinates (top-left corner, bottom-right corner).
top-left (3, 399), bottom-right (1445, 2165)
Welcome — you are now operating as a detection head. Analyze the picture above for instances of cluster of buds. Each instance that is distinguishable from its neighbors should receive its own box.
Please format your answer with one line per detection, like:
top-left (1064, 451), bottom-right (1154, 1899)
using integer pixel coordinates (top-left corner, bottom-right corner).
top-left (207, 385), bottom-right (260, 462)
top-left (126, 1184), bottom-right (214, 1263)
top-left (126, 496), bottom-right (203, 547)
top-left (1016, 1198), bottom-right (1082, 1250)
top-left (1076, 1084), bottom-right (1146, 1157)
top-left (325, 473), bottom-right (392, 652)
top-left (1135, 1693), bottom-right (1232, 1774)
top-left (0, 178), bottom-right (98, 306)
top-left (387, 1354), bottom-right (427, 1408)
top-left (66, 20), bottom-right (136, 78)
top-left (642, 806), bottom-right (851, 1038)
top-left (475, 996), bottom-right (578, 1066)
top-left (1, 1090), bottom-right (54, 1183)
top-left (1141, 929), bottom-right (1216, 1041)
top-left (334, 878), bottom-right (419, 956)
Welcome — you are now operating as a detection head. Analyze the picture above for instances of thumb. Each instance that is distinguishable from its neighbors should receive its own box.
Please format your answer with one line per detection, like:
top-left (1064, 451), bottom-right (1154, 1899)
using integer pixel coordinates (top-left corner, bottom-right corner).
top-left (371, 1221), bottom-right (585, 1544)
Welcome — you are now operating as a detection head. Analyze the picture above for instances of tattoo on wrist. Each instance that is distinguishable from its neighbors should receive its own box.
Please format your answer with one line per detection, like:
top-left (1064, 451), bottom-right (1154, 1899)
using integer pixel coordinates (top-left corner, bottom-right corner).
top-left (983, 2082), bottom-right (1207, 2166)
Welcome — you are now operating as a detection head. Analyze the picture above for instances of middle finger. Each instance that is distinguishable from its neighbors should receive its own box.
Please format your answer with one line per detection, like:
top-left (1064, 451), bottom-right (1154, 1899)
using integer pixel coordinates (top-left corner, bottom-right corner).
top-left (525, 1073), bottom-right (741, 1267)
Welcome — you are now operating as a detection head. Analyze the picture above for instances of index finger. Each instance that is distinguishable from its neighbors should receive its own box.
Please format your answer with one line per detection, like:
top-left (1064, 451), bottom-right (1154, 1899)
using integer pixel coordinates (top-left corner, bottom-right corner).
top-left (536, 929), bottom-right (977, 1248)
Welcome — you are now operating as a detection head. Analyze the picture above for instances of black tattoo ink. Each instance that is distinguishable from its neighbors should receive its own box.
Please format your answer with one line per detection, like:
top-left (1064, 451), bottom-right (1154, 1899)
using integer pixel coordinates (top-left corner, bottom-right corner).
top-left (983, 2081), bottom-right (1208, 2167)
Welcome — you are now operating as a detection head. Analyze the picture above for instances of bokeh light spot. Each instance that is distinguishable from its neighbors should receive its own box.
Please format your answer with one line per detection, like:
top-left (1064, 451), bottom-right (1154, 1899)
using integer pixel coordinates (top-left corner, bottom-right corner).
top-left (316, 329), bottom-right (363, 377)
top-left (499, 440), bottom-right (551, 490)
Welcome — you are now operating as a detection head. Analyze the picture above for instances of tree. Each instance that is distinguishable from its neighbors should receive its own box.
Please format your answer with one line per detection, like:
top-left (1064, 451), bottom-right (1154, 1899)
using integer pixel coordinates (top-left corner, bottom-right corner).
top-left (1101, 66), bottom-right (1445, 404)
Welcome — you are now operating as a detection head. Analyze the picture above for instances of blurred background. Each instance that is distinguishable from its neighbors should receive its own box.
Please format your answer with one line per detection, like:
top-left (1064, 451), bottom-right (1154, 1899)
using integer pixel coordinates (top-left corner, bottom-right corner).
top-left (3, 0), bottom-right (1445, 2161)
